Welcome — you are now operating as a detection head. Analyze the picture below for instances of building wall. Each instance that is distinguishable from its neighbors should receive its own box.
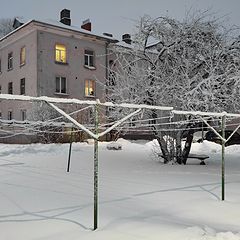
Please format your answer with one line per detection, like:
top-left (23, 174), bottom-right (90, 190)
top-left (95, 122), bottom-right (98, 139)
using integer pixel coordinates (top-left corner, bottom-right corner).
top-left (0, 22), bottom-right (109, 121)
top-left (0, 24), bottom-right (38, 120)
top-left (36, 27), bottom-right (107, 101)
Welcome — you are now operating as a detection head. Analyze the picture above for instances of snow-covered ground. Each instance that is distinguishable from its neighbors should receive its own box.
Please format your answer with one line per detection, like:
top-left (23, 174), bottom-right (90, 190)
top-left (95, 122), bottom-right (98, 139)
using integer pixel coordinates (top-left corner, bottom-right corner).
top-left (0, 139), bottom-right (240, 240)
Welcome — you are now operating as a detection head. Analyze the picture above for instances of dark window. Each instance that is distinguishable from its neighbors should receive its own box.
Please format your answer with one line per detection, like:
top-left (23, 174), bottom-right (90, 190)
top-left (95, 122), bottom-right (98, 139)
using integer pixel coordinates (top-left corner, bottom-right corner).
top-left (8, 82), bottom-right (13, 94)
top-left (21, 110), bottom-right (27, 121)
top-left (8, 52), bottom-right (13, 70)
top-left (8, 110), bottom-right (13, 120)
top-left (20, 78), bottom-right (25, 95)
top-left (56, 77), bottom-right (67, 94)
top-left (84, 50), bottom-right (94, 67)
top-left (0, 85), bottom-right (1, 94)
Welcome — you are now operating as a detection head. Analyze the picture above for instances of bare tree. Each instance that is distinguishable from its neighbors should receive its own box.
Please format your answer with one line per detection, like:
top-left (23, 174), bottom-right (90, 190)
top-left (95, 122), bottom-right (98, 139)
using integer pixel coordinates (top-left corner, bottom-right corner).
top-left (107, 11), bottom-right (240, 164)
top-left (0, 18), bottom-right (14, 38)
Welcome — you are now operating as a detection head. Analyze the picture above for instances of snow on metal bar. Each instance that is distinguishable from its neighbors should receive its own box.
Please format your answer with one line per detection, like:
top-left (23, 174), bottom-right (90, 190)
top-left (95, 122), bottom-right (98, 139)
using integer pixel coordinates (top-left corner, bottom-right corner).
top-left (200, 116), bottom-right (226, 143)
top-left (226, 123), bottom-right (240, 143)
top-left (0, 94), bottom-right (97, 105)
top-left (0, 94), bottom-right (173, 111)
top-left (98, 109), bottom-right (142, 138)
top-left (172, 110), bottom-right (240, 118)
top-left (101, 102), bottom-right (173, 111)
top-left (0, 119), bottom-right (73, 127)
top-left (47, 102), bottom-right (98, 140)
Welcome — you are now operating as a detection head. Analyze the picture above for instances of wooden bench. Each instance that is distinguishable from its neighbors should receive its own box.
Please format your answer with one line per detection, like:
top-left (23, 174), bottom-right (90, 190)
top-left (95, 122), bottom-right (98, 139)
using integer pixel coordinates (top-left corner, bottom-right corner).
top-left (159, 153), bottom-right (209, 165)
top-left (188, 153), bottom-right (209, 165)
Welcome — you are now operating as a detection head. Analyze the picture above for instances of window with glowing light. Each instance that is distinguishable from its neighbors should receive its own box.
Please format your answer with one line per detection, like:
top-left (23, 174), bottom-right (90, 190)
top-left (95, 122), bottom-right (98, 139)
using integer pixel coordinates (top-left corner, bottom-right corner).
top-left (85, 79), bottom-right (95, 96)
top-left (20, 46), bottom-right (26, 66)
top-left (55, 44), bottom-right (67, 63)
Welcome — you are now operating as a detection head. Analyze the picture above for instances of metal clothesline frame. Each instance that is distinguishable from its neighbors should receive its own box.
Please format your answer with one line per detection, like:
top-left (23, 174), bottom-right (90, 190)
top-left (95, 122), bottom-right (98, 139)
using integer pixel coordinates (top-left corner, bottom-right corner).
top-left (1, 94), bottom-right (240, 229)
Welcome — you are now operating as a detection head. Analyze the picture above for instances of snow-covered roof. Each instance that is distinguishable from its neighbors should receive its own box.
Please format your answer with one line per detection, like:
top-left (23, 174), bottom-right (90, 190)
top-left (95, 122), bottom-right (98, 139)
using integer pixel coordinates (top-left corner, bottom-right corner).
top-left (1, 17), bottom-right (118, 43)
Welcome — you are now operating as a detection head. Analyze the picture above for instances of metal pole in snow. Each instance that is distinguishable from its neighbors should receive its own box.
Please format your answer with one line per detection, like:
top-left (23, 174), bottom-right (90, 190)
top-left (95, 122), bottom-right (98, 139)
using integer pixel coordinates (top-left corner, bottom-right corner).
top-left (221, 115), bottom-right (226, 201)
top-left (93, 102), bottom-right (99, 230)
top-left (67, 126), bottom-right (74, 172)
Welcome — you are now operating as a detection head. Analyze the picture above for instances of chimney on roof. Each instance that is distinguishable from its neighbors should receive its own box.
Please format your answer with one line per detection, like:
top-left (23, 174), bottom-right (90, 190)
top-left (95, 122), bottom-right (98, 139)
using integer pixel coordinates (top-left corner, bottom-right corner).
top-left (81, 19), bottom-right (91, 31)
top-left (103, 32), bottom-right (113, 38)
top-left (60, 9), bottom-right (71, 26)
top-left (122, 33), bottom-right (131, 44)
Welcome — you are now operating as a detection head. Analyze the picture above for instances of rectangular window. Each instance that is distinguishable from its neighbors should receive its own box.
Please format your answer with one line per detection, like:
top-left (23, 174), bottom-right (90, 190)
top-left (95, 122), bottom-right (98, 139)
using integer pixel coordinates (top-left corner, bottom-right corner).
top-left (55, 44), bottom-right (66, 63)
top-left (0, 112), bottom-right (2, 119)
top-left (20, 109), bottom-right (27, 121)
top-left (8, 82), bottom-right (13, 94)
top-left (0, 85), bottom-right (1, 94)
top-left (8, 52), bottom-right (13, 70)
top-left (84, 50), bottom-right (94, 67)
top-left (20, 46), bottom-right (26, 66)
top-left (20, 78), bottom-right (25, 95)
top-left (8, 110), bottom-right (13, 120)
top-left (56, 77), bottom-right (67, 94)
top-left (85, 79), bottom-right (95, 96)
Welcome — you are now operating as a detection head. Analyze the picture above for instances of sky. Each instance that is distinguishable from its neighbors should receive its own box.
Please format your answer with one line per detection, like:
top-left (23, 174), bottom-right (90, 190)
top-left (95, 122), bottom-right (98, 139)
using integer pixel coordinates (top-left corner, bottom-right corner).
top-left (0, 0), bottom-right (240, 39)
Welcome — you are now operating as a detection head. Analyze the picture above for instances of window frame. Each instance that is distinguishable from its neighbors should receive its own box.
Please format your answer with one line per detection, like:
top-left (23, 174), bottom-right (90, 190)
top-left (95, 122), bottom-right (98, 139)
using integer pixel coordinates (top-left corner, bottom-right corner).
top-left (20, 46), bottom-right (26, 66)
top-left (55, 76), bottom-right (67, 94)
top-left (20, 78), bottom-right (25, 95)
top-left (7, 110), bottom-right (13, 120)
top-left (8, 52), bottom-right (13, 70)
top-left (84, 49), bottom-right (95, 69)
top-left (55, 44), bottom-right (67, 64)
top-left (8, 82), bottom-right (13, 94)
top-left (20, 109), bottom-right (27, 121)
top-left (85, 79), bottom-right (95, 97)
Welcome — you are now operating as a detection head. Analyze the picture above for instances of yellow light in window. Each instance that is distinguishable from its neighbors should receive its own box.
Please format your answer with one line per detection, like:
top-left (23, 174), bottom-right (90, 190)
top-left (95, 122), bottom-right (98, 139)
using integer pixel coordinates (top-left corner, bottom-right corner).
top-left (20, 47), bottom-right (26, 65)
top-left (55, 44), bottom-right (66, 63)
top-left (85, 80), bottom-right (89, 96)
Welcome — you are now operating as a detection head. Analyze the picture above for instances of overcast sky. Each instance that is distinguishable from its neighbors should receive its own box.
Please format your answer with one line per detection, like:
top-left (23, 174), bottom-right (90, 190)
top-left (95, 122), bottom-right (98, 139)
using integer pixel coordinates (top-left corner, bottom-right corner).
top-left (0, 0), bottom-right (240, 39)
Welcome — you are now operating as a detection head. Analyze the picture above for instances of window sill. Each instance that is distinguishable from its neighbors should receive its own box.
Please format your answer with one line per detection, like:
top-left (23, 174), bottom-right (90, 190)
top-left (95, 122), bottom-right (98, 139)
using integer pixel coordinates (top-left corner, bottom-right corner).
top-left (55, 61), bottom-right (68, 65)
top-left (84, 65), bottom-right (96, 70)
top-left (85, 95), bottom-right (95, 98)
top-left (54, 92), bottom-right (69, 96)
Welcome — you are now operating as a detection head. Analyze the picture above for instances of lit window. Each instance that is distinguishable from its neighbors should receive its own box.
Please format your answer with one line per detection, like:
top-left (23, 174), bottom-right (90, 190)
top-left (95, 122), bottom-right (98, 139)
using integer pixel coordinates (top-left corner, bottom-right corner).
top-left (56, 77), bottom-right (67, 94)
top-left (85, 79), bottom-right (95, 96)
top-left (8, 52), bottom-right (13, 70)
top-left (55, 44), bottom-right (66, 63)
top-left (20, 78), bottom-right (25, 95)
top-left (21, 110), bottom-right (27, 121)
top-left (8, 110), bottom-right (13, 120)
top-left (8, 82), bottom-right (13, 94)
top-left (20, 46), bottom-right (26, 66)
top-left (84, 50), bottom-right (94, 67)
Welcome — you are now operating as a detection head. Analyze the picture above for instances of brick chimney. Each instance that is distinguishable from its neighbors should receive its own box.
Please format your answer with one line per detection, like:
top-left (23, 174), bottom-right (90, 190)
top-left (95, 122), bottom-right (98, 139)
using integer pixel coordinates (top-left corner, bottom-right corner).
top-left (81, 19), bottom-right (91, 31)
top-left (60, 9), bottom-right (71, 26)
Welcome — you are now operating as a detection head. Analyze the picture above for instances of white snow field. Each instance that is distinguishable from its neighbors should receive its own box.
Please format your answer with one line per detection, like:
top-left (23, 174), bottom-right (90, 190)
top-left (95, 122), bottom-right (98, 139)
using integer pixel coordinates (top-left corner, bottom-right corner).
top-left (0, 139), bottom-right (240, 240)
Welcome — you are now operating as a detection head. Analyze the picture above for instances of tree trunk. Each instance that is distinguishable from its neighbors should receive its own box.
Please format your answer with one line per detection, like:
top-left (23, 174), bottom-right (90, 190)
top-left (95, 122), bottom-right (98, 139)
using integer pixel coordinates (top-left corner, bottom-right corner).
top-left (156, 135), bottom-right (171, 163)
top-left (176, 131), bottom-right (183, 164)
top-left (182, 129), bottom-right (194, 164)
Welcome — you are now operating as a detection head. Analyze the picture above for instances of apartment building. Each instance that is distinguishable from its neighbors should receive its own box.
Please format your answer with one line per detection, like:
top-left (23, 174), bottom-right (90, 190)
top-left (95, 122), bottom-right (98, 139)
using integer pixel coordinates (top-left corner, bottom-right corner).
top-left (0, 9), bottom-right (118, 121)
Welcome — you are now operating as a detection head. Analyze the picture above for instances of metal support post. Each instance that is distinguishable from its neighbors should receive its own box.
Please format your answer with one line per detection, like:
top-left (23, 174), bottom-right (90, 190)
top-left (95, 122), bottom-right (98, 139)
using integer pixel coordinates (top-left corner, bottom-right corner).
top-left (67, 126), bottom-right (74, 172)
top-left (221, 115), bottom-right (226, 201)
top-left (93, 102), bottom-right (99, 230)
